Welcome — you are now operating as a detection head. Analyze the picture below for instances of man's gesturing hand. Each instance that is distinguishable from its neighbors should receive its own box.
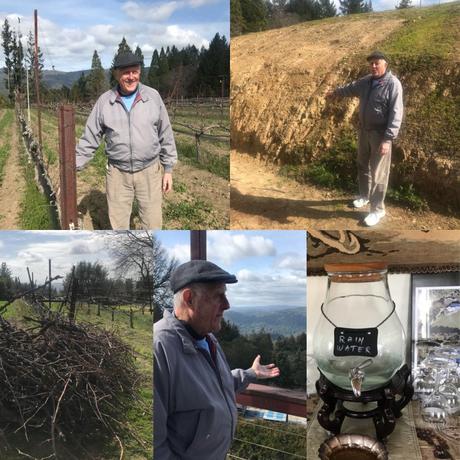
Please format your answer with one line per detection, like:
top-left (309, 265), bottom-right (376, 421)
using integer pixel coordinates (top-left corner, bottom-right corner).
top-left (163, 173), bottom-right (172, 193)
top-left (251, 355), bottom-right (280, 380)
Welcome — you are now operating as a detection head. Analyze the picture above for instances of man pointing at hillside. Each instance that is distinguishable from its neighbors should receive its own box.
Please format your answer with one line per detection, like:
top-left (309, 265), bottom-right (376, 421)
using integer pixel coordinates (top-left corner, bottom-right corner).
top-left (326, 51), bottom-right (403, 226)
top-left (75, 51), bottom-right (177, 229)
top-left (154, 260), bottom-right (280, 459)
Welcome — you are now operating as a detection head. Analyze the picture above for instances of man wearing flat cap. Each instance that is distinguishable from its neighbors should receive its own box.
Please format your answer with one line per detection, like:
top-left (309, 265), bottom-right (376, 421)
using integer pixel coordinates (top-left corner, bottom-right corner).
top-left (154, 260), bottom-right (280, 460)
top-left (326, 51), bottom-right (403, 226)
top-left (76, 51), bottom-right (177, 229)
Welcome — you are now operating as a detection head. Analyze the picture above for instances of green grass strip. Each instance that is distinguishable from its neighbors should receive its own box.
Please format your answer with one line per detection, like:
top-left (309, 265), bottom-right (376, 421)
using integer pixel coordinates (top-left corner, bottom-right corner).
top-left (0, 110), bottom-right (14, 186)
top-left (19, 145), bottom-right (55, 229)
top-left (382, 3), bottom-right (460, 59)
top-left (177, 139), bottom-right (229, 180)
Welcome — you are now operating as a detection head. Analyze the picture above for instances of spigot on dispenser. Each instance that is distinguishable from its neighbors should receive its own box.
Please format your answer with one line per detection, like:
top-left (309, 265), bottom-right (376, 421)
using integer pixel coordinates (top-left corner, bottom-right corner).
top-left (349, 358), bottom-right (373, 397)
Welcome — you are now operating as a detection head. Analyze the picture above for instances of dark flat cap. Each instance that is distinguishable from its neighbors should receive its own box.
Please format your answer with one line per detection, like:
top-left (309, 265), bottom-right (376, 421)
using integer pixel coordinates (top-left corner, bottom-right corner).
top-left (113, 51), bottom-right (142, 69)
top-left (366, 50), bottom-right (388, 62)
top-left (170, 260), bottom-right (238, 293)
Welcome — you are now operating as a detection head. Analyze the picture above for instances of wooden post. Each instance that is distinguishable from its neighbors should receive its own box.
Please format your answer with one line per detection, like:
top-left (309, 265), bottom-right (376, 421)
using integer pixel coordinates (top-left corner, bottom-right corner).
top-left (190, 230), bottom-right (206, 260)
top-left (97, 303), bottom-right (100, 316)
top-left (58, 105), bottom-right (78, 229)
top-left (68, 268), bottom-right (77, 324)
top-left (111, 308), bottom-right (115, 322)
top-left (130, 308), bottom-right (134, 329)
top-left (48, 259), bottom-right (52, 310)
top-left (34, 10), bottom-right (42, 148)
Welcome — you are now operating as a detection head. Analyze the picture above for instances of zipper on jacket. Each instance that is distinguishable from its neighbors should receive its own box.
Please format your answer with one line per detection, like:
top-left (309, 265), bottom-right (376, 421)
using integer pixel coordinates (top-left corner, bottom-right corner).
top-left (196, 348), bottom-right (235, 449)
top-left (127, 110), bottom-right (133, 173)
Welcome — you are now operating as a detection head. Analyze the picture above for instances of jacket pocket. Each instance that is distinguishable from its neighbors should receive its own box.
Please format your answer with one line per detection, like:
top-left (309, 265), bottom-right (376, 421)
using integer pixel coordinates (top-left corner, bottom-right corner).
top-left (184, 409), bottom-right (228, 459)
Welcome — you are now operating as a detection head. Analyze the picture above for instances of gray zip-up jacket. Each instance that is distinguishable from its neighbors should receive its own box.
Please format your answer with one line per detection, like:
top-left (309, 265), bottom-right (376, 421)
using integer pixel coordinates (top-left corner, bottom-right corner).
top-left (334, 70), bottom-right (403, 141)
top-left (75, 83), bottom-right (177, 172)
top-left (154, 310), bottom-right (256, 460)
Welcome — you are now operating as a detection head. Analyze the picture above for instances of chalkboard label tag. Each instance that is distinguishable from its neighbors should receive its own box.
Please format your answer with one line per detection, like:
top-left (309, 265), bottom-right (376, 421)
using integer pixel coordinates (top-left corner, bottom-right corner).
top-left (333, 327), bottom-right (378, 357)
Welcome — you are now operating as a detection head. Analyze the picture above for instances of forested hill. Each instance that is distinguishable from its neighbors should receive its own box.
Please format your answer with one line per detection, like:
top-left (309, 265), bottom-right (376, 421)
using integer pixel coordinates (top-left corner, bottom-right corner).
top-left (225, 306), bottom-right (306, 337)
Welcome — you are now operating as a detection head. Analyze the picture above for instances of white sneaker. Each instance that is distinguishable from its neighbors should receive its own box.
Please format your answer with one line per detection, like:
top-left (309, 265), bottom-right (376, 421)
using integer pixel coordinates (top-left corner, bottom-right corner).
top-left (353, 198), bottom-right (369, 209)
top-left (364, 210), bottom-right (386, 226)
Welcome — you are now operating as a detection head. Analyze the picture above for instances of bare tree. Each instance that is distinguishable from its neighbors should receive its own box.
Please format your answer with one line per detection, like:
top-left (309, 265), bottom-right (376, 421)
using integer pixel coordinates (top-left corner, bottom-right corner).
top-left (107, 231), bottom-right (177, 320)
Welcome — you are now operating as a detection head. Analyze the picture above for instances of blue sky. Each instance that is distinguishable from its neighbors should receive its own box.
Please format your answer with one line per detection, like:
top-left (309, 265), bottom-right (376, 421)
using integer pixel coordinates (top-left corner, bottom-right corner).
top-left (0, 231), bottom-right (118, 285)
top-left (0, 0), bottom-right (229, 71)
top-left (155, 230), bottom-right (307, 309)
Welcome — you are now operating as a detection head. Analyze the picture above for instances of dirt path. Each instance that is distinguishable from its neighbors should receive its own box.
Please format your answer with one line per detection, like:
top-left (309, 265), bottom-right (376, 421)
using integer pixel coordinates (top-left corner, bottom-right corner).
top-left (0, 111), bottom-right (25, 229)
top-left (230, 151), bottom-right (460, 230)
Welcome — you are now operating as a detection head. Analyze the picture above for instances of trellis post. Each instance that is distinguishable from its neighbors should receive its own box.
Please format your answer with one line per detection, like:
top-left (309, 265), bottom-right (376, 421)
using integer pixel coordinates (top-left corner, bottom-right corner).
top-left (58, 105), bottom-right (78, 229)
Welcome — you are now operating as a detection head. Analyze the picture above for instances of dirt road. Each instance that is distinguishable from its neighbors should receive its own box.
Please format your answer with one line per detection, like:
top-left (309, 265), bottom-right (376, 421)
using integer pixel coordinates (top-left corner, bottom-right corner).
top-left (230, 151), bottom-right (460, 230)
top-left (0, 111), bottom-right (25, 229)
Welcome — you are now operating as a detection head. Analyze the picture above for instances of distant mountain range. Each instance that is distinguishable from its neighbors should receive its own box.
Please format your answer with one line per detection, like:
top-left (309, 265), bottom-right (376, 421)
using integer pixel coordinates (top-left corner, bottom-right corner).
top-left (42, 69), bottom-right (93, 88)
top-left (225, 306), bottom-right (306, 337)
top-left (0, 68), bottom-right (105, 95)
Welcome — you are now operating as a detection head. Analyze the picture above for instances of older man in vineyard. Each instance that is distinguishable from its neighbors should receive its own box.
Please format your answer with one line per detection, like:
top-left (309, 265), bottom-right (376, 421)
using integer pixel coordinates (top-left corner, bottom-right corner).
top-left (75, 51), bottom-right (177, 230)
top-left (154, 260), bottom-right (280, 460)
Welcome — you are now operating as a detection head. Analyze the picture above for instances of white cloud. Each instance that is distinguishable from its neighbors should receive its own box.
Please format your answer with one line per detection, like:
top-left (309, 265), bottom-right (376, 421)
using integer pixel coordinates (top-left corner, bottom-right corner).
top-left (236, 268), bottom-right (261, 282)
top-left (164, 25), bottom-right (209, 48)
top-left (228, 272), bottom-right (306, 308)
top-left (0, 5), bottom-right (219, 71)
top-left (186, 0), bottom-right (218, 7)
top-left (122, 1), bottom-right (181, 22)
top-left (167, 244), bottom-right (190, 264)
top-left (208, 232), bottom-right (277, 265)
top-left (275, 253), bottom-right (306, 272)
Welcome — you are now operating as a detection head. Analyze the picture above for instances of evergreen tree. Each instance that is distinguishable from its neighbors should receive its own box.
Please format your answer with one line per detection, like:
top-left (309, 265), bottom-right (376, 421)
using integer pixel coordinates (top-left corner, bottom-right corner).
top-left (168, 45), bottom-right (181, 69)
top-left (0, 262), bottom-right (14, 300)
top-left (110, 37), bottom-right (133, 86)
top-left (25, 30), bottom-right (44, 101)
top-left (287, 0), bottom-right (321, 20)
top-left (240, 0), bottom-right (268, 33)
top-left (147, 49), bottom-right (160, 89)
top-left (195, 33), bottom-right (230, 97)
top-left (87, 50), bottom-right (108, 99)
top-left (63, 261), bottom-right (109, 298)
top-left (70, 72), bottom-right (89, 102)
top-left (363, 0), bottom-right (373, 12)
top-left (158, 47), bottom-right (170, 95)
top-left (230, 0), bottom-right (245, 36)
top-left (339, 0), bottom-right (368, 14)
top-left (134, 45), bottom-right (146, 84)
top-left (2, 19), bottom-right (15, 103)
top-left (396, 0), bottom-right (412, 8)
top-left (11, 32), bottom-right (26, 97)
top-left (318, 0), bottom-right (337, 18)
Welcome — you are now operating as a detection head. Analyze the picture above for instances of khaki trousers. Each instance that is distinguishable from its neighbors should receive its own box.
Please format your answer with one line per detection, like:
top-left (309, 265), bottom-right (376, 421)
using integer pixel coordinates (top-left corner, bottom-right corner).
top-left (106, 162), bottom-right (163, 230)
top-left (357, 130), bottom-right (392, 213)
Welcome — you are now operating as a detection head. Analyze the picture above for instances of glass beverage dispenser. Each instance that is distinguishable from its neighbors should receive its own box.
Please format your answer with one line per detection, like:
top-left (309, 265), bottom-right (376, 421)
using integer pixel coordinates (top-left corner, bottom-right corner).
top-left (313, 262), bottom-right (406, 396)
top-left (312, 263), bottom-right (413, 440)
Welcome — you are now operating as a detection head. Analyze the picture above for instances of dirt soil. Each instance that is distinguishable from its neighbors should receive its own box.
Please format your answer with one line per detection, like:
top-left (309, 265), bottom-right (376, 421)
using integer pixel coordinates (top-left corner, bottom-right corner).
top-left (0, 112), bottom-right (25, 229)
top-left (165, 160), bottom-right (229, 229)
top-left (230, 151), bottom-right (460, 230)
top-left (231, 15), bottom-right (404, 160)
top-left (76, 159), bottom-right (229, 230)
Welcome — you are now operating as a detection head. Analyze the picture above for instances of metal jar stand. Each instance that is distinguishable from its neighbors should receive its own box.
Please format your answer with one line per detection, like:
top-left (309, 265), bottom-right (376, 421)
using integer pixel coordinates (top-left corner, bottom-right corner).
top-left (315, 364), bottom-right (414, 440)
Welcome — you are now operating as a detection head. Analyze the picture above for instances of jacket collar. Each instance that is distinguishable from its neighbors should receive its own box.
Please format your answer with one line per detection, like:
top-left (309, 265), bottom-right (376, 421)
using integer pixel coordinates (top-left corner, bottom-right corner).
top-left (162, 309), bottom-right (217, 355)
top-left (109, 83), bottom-right (151, 104)
top-left (371, 70), bottom-right (392, 83)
